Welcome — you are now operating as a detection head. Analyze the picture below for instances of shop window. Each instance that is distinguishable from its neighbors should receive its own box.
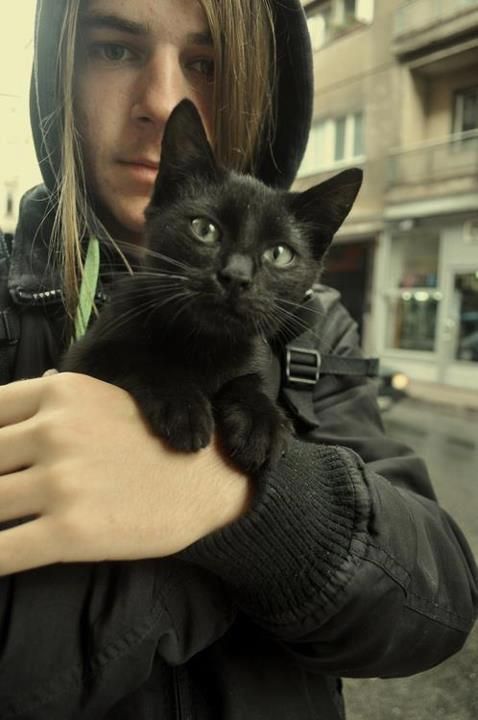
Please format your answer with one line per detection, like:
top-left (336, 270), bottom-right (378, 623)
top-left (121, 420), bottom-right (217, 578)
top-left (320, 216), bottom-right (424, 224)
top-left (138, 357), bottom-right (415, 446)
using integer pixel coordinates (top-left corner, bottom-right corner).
top-left (455, 272), bottom-right (478, 363)
top-left (385, 232), bottom-right (441, 352)
top-left (298, 112), bottom-right (365, 176)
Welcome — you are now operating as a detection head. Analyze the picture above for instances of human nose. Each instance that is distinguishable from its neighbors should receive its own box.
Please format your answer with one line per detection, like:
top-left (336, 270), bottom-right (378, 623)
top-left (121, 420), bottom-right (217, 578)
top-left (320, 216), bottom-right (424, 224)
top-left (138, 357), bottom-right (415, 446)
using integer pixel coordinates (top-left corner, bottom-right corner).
top-left (131, 48), bottom-right (187, 130)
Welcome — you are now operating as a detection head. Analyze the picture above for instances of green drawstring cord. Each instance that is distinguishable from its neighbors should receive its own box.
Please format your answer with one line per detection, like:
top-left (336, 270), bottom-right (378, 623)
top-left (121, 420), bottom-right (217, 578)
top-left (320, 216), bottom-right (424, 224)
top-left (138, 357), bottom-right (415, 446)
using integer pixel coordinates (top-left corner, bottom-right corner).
top-left (73, 235), bottom-right (100, 342)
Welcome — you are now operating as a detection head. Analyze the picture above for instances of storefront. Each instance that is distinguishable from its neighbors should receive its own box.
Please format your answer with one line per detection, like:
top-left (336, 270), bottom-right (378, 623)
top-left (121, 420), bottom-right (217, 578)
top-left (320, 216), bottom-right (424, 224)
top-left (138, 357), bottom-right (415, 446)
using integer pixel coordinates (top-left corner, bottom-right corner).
top-left (374, 215), bottom-right (478, 390)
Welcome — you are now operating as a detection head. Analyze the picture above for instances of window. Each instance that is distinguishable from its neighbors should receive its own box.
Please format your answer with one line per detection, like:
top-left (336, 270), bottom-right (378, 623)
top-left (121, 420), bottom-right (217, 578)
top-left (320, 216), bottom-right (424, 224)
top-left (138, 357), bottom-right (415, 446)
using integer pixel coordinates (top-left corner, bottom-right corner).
top-left (455, 272), bottom-right (478, 363)
top-left (355, 0), bottom-right (375, 23)
top-left (298, 112), bottom-right (365, 177)
top-left (353, 111), bottom-right (364, 156)
top-left (334, 116), bottom-right (347, 161)
top-left (454, 86), bottom-right (478, 134)
top-left (307, 2), bottom-right (334, 50)
top-left (385, 232), bottom-right (441, 353)
top-left (307, 0), bottom-right (374, 49)
top-left (6, 191), bottom-right (13, 217)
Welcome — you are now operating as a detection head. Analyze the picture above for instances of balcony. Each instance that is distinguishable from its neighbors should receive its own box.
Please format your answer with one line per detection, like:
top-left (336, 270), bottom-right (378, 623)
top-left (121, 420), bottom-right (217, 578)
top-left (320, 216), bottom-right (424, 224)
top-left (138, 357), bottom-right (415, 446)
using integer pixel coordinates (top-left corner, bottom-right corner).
top-left (387, 129), bottom-right (478, 206)
top-left (393, 0), bottom-right (478, 64)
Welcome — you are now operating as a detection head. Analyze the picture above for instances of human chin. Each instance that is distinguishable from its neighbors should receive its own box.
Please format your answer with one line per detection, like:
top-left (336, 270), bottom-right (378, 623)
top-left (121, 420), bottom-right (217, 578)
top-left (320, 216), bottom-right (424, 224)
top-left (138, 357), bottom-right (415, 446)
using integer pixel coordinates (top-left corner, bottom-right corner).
top-left (112, 196), bottom-right (148, 243)
top-left (96, 191), bottom-right (148, 244)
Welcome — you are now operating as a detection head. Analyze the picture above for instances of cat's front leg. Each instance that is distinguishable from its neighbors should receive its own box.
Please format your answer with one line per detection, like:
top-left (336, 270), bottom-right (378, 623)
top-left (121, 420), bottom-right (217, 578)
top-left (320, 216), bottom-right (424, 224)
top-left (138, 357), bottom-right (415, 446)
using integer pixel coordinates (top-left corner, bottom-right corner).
top-left (61, 342), bottom-right (214, 452)
top-left (213, 374), bottom-right (292, 475)
top-left (129, 378), bottom-right (215, 452)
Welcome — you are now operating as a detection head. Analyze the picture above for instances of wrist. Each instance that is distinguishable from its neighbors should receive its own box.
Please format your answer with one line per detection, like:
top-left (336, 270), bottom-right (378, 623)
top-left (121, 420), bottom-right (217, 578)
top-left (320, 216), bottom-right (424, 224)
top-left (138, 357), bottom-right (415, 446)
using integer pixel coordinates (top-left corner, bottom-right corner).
top-left (194, 435), bottom-right (254, 538)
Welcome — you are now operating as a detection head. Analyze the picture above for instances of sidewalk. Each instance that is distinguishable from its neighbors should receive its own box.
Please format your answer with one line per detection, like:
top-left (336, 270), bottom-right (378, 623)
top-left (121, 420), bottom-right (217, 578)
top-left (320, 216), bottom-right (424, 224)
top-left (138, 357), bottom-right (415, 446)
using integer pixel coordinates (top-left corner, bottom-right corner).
top-left (406, 379), bottom-right (478, 415)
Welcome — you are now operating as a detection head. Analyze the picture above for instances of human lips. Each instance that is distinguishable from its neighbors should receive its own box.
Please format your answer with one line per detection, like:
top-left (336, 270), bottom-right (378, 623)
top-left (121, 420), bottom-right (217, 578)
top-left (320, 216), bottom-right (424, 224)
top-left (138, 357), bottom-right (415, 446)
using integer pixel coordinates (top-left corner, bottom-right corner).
top-left (119, 158), bottom-right (160, 184)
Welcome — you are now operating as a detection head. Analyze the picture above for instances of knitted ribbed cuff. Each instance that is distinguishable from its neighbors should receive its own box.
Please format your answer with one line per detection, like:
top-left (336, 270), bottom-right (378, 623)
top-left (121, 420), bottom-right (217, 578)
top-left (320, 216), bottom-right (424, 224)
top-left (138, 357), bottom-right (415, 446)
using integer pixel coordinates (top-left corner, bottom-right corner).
top-left (177, 437), bottom-right (371, 631)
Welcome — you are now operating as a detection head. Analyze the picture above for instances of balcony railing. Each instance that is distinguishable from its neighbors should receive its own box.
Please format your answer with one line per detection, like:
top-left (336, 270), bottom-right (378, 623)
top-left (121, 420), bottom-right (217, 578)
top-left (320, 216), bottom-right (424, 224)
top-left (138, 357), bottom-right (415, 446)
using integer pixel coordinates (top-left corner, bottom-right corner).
top-left (388, 129), bottom-right (478, 187)
top-left (394, 0), bottom-right (478, 38)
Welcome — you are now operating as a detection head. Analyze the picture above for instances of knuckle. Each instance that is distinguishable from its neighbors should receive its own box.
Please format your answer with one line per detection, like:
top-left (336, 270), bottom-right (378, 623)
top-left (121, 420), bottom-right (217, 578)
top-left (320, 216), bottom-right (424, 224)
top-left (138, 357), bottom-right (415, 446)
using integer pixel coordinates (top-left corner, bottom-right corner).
top-left (44, 371), bottom-right (93, 402)
top-left (48, 370), bottom-right (82, 395)
top-left (32, 413), bottom-right (70, 451)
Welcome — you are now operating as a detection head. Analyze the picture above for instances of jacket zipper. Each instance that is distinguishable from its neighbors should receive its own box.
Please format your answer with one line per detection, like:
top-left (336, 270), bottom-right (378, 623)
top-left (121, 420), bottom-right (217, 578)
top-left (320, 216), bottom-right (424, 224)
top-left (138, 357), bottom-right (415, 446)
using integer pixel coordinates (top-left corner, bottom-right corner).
top-left (173, 666), bottom-right (192, 720)
top-left (14, 287), bottom-right (109, 304)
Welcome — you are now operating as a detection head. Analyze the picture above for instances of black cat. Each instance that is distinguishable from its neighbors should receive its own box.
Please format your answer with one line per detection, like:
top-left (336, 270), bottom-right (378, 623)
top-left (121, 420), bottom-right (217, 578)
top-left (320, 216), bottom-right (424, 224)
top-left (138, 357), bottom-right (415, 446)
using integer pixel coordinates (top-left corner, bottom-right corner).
top-left (61, 99), bottom-right (362, 474)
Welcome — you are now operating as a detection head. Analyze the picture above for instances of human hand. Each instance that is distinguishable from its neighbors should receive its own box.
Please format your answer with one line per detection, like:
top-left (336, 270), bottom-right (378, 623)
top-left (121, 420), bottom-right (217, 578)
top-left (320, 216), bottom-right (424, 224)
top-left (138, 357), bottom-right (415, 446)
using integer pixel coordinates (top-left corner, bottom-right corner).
top-left (0, 373), bottom-right (252, 575)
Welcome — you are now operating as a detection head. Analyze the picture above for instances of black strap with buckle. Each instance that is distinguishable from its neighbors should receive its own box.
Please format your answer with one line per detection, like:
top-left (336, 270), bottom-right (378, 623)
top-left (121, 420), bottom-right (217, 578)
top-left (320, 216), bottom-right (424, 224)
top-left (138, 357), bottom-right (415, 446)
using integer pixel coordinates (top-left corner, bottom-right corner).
top-left (286, 346), bottom-right (321, 387)
top-left (285, 345), bottom-right (379, 389)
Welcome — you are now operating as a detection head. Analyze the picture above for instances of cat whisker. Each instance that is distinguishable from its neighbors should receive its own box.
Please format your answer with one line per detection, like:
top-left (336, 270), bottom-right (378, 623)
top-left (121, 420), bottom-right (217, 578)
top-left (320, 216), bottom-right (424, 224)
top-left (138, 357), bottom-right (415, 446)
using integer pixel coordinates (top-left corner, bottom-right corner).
top-left (274, 302), bottom-right (321, 329)
top-left (113, 240), bottom-right (194, 273)
top-left (104, 272), bottom-right (188, 287)
top-left (137, 288), bottom-right (199, 336)
top-left (99, 297), bottom-right (165, 339)
top-left (158, 289), bottom-right (200, 329)
top-left (107, 280), bottom-right (188, 300)
top-left (278, 297), bottom-right (327, 319)
top-left (266, 304), bottom-right (324, 345)
top-left (117, 270), bottom-right (188, 281)
top-left (255, 317), bottom-right (268, 345)
top-left (274, 303), bottom-right (337, 353)
top-left (100, 262), bottom-right (186, 275)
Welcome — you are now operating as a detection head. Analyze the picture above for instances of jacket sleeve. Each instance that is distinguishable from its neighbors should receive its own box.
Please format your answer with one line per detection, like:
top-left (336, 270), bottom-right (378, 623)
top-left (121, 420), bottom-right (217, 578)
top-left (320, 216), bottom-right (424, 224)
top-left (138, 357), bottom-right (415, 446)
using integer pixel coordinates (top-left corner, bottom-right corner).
top-left (178, 292), bottom-right (478, 678)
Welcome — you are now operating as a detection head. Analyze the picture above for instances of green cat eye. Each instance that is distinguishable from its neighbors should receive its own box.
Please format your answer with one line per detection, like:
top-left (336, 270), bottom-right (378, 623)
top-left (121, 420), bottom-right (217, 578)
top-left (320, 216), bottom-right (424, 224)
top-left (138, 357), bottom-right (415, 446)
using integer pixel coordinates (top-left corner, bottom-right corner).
top-left (191, 217), bottom-right (221, 244)
top-left (263, 245), bottom-right (295, 267)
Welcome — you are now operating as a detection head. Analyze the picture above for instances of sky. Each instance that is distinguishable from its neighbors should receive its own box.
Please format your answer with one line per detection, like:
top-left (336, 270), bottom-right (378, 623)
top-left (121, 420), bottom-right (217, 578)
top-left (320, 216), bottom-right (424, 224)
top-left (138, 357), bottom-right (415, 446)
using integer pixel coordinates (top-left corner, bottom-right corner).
top-left (0, 1), bottom-right (42, 193)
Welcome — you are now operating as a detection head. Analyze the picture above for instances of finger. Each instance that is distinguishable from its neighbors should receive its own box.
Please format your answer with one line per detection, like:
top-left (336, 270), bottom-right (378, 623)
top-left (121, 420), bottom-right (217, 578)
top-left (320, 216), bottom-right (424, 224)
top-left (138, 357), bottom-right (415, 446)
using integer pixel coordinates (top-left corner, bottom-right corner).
top-left (0, 517), bottom-right (59, 575)
top-left (0, 377), bottom-right (44, 427)
top-left (42, 369), bottom-right (59, 377)
top-left (0, 469), bottom-right (43, 524)
top-left (0, 421), bottom-right (37, 475)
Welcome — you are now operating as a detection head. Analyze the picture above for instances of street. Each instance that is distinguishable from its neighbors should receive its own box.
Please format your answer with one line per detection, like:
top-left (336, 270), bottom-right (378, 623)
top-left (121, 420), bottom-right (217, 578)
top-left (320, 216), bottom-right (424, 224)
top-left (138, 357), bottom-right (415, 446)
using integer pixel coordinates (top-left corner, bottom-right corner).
top-left (344, 398), bottom-right (478, 720)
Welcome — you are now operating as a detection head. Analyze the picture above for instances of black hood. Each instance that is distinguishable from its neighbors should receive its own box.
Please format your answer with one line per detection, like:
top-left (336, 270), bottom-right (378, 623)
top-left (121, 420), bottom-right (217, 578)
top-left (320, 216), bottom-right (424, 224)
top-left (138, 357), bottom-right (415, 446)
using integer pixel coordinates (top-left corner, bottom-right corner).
top-left (30, 0), bottom-right (313, 192)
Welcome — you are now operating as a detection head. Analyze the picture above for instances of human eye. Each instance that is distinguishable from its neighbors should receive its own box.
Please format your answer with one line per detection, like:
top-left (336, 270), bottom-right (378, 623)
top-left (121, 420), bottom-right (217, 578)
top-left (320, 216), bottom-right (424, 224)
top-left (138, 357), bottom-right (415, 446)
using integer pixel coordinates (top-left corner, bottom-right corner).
top-left (187, 57), bottom-right (215, 82)
top-left (89, 42), bottom-right (138, 64)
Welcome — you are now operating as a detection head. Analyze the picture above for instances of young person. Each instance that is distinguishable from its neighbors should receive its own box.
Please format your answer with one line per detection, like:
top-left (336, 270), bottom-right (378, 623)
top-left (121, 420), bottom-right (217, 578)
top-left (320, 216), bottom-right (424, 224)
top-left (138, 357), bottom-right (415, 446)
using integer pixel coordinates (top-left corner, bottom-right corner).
top-left (0, 0), bottom-right (476, 717)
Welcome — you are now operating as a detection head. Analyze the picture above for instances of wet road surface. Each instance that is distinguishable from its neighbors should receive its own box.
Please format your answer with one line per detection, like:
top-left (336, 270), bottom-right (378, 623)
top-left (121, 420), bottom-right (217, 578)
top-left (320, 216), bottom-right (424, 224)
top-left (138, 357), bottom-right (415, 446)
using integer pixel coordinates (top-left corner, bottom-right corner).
top-left (344, 398), bottom-right (478, 720)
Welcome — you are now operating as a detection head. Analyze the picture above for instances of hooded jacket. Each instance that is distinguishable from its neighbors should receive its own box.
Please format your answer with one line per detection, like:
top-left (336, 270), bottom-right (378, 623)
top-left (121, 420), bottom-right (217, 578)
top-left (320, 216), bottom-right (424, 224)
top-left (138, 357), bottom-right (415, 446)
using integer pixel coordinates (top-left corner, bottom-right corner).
top-left (0, 1), bottom-right (477, 719)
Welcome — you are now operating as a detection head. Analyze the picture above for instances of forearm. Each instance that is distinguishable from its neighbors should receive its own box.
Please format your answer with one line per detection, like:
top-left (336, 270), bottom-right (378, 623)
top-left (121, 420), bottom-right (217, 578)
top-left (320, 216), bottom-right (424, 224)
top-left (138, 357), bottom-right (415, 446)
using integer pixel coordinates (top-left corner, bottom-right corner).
top-left (177, 428), bottom-right (478, 677)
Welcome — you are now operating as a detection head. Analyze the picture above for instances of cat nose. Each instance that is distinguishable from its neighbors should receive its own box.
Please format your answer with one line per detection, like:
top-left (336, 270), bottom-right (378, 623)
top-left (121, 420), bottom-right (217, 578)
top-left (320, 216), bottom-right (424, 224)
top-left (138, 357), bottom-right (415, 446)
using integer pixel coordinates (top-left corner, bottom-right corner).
top-left (217, 254), bottom-right (253, 291)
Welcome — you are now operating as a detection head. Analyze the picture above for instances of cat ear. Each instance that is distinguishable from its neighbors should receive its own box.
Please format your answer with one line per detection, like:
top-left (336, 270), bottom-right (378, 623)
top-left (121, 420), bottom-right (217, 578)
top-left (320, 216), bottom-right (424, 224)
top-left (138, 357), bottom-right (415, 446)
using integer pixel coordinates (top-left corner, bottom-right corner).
top-left (289, 168), bottom-right (363, 254)
top-left (149, 99), bottom-right (217, 205)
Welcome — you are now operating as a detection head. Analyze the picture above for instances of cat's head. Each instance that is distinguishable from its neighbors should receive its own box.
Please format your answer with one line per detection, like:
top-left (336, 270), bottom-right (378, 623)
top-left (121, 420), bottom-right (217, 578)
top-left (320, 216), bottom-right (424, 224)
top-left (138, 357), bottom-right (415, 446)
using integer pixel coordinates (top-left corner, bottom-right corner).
top-left (142, 99), bottom-right (362, 343)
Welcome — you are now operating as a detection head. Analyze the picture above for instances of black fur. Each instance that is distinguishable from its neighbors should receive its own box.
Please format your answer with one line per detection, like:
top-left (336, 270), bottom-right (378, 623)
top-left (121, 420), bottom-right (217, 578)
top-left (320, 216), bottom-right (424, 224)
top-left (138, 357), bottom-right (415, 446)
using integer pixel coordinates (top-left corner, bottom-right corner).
top-left (61, 100), bottom-right (362, 474)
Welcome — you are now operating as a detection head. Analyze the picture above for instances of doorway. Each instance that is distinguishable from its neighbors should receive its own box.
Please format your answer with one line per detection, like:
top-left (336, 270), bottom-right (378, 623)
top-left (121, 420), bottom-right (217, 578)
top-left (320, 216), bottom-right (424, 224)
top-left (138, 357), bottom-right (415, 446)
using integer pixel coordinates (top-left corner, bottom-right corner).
top-left (439, 267), bottom-right (478, 389)
top-left (321, 240), bottom-right (373, 342)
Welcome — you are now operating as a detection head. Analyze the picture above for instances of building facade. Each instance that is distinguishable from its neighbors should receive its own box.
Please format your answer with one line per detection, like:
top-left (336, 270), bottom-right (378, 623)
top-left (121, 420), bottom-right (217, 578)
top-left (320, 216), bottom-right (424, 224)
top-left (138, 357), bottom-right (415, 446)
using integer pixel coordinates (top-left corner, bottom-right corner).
top-left (299, 0), bottom-right (478, 390)
top-left (0, 91), bottom-right (42, 239)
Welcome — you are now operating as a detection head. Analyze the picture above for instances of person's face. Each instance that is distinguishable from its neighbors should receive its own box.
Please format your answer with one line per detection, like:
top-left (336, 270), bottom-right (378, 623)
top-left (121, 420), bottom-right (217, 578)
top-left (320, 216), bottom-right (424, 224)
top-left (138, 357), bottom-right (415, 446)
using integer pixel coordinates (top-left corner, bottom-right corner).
top-left (75, 0), bottom-right (215, 244)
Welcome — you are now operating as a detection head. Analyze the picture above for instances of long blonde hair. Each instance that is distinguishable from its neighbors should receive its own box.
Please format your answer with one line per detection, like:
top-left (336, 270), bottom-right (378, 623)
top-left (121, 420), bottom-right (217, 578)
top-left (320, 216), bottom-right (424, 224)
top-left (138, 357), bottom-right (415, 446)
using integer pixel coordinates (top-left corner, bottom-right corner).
top-left (48, 0), bottom-right (276, 323)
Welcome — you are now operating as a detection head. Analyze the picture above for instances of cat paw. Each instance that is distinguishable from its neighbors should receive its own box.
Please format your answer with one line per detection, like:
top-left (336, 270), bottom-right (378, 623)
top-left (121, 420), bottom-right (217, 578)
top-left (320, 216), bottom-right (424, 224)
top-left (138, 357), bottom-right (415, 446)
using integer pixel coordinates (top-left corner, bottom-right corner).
top-left (214, 379), bottom-right (291, 474)
top-left (142, 389), bottom-right (214, 452)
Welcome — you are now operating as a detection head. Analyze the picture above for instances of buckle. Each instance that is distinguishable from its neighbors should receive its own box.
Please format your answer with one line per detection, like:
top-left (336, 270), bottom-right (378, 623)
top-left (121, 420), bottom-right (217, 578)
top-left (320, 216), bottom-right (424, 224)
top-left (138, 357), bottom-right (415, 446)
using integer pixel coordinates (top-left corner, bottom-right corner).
top-left (286, 346), bottom-right (321, 386)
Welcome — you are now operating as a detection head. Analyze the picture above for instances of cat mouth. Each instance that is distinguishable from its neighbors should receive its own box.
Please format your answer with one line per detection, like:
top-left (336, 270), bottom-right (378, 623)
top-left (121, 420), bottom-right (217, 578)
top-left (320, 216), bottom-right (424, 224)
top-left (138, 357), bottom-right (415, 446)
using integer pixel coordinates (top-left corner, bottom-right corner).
top-left (200, 293), bottom-right (253, 322)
